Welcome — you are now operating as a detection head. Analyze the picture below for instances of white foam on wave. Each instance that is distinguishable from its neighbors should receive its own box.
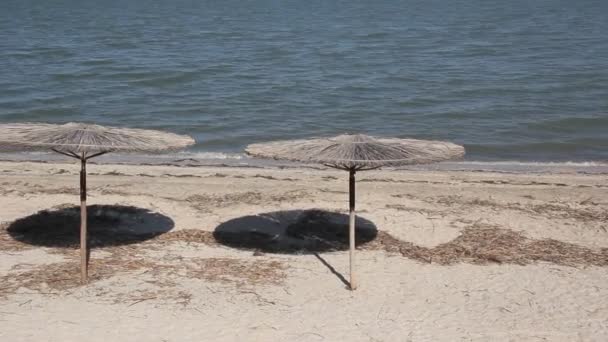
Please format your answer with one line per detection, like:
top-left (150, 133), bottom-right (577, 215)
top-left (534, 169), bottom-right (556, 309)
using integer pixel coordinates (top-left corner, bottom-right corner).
top-left (450, 160), bottom-right (608, 167)
top-left (171, 151), bottom-right (246, 160)
top-left (418, 160), bottom-right (608, 174)
top-left (167, 154), bottom-right (608, 167)
top-left (0, 150), bottom-right (247, 160)
top-left (1, 151), bottom-right (607, 173)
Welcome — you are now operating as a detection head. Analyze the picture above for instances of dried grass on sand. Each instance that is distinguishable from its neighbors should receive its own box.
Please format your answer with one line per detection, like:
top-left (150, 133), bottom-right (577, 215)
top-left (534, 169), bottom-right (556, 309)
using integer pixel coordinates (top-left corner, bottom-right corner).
top-left (1, 207), bottom-right (606, 303)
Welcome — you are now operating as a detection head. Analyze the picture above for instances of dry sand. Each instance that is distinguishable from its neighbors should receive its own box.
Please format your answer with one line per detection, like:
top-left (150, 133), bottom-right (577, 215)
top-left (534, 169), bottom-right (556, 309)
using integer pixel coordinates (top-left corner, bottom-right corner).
top-left (0, 160), bottom-right (607, 341)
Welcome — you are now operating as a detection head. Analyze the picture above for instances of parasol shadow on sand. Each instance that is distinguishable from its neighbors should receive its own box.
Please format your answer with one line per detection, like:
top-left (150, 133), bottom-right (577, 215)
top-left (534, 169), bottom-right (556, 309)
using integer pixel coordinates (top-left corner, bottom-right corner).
top-left (214, 209), bottom-right (378, 253)
top-left (214, 209), bottom-right (378, 288)
top-left (6, 205), bottom-right (174, 249)
top-left (0, 122), bottom-right (194, 282)
top-left (246, 133), bottom-right (465, 290)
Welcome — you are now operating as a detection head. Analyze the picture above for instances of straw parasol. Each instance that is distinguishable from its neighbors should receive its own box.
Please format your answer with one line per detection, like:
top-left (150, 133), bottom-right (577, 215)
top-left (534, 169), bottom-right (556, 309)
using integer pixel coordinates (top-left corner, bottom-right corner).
top-left (0, 122), bottom-right (195, 282)
top-left (246, 133), bottom-right (465, 290)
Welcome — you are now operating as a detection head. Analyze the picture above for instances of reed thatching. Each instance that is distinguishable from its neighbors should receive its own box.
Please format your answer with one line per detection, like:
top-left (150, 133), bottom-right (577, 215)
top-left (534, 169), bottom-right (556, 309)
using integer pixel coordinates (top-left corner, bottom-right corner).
top-left (0, 122), bottom-right (194, 156)
top-left (246, 133), bottom-right (465, 290)
top-left (246, 134), bottom-right (465, 170)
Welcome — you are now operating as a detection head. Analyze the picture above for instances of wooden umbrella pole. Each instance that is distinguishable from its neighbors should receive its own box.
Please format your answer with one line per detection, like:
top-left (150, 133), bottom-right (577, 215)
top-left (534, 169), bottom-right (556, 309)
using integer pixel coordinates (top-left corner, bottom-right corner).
top-left (80, 154), bottom-right (88, 283)
top-left (349, 168), bottom-right (356, 290)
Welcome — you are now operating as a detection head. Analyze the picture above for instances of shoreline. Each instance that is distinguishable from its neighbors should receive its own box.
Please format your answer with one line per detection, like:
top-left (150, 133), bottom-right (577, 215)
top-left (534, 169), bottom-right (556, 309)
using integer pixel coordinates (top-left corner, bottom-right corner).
top-left (1, 151), bottom-right (608, 175)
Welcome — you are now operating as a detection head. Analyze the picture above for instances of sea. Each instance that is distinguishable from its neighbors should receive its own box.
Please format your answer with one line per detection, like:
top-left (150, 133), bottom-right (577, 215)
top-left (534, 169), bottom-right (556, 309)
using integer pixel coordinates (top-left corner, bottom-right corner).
top-left (1, 0), bottom-right (607, 172)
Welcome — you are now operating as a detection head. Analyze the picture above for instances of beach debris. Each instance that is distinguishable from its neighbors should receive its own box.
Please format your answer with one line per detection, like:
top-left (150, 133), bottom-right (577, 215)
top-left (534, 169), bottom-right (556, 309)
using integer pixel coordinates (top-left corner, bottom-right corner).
top-left (364, 223), bottom-right (608, 267)
top-left (1, 211), bottom-right (607, 305)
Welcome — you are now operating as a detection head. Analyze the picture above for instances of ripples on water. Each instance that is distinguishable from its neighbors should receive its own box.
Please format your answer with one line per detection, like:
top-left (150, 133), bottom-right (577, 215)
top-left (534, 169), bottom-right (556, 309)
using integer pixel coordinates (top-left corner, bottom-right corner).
top-left (0, 0), bottom-right (607, 162)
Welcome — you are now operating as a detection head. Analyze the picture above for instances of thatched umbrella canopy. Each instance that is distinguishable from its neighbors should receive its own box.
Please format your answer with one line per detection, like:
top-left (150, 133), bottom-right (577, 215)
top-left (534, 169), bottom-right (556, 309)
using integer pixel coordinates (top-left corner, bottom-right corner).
top-left (246, 134), bottom-right (465, 290)
top-left (0, 122), bottom-right (195, 282)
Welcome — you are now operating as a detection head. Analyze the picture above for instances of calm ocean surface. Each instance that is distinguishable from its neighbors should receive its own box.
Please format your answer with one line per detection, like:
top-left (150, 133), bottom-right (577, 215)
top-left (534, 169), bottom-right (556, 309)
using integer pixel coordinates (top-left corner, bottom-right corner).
top-left (1, 0), bottom-right (607, 163)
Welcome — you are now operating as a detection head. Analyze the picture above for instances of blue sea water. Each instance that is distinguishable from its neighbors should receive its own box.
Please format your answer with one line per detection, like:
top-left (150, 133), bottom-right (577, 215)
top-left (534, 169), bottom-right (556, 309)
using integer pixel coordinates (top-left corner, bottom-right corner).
top-left (1, 0), bottom-right (607, 163)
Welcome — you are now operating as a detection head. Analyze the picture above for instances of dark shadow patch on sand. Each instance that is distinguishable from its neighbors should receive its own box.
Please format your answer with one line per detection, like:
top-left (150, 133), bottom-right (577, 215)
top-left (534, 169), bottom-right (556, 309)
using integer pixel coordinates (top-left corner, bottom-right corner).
top-left (213, 209), bottom-right (378, 253)
top-left (6, 205), bottom-right (174, 249)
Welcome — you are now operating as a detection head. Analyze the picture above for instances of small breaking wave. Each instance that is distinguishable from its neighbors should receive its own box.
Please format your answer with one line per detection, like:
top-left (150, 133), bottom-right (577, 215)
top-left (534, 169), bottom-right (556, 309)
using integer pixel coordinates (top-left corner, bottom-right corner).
top-left (452, 160), bottom-right (608, 167)
top-left (2, 150), bottom-right (607, 174)
top-left (171, 151), bottom-right (246, 160)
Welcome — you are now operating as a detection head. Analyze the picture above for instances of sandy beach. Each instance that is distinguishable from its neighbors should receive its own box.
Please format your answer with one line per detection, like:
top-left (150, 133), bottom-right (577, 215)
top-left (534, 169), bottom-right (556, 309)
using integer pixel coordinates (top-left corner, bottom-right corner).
top-left (0, 160), bottom-right (607, 341)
